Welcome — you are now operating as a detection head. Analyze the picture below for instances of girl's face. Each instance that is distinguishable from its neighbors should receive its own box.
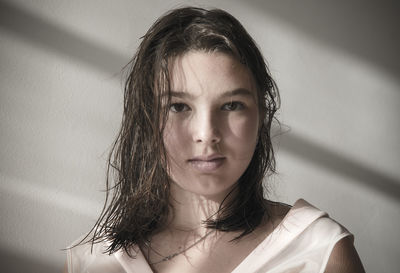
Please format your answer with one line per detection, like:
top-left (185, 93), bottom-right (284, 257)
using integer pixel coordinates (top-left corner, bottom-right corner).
top-left (163, 51), bottom-right (260, 199)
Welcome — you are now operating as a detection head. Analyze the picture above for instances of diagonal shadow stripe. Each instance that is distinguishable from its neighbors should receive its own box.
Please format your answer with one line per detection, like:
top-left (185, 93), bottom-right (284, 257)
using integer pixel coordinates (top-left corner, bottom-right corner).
top-left (279, 133), bottom-right (400, 202)
top-left (0, 247), bottom-right (60, 273)
top-left (0, 1), bottom-right (128, 75)
top-left (248, 0), bottom-right (400, 81)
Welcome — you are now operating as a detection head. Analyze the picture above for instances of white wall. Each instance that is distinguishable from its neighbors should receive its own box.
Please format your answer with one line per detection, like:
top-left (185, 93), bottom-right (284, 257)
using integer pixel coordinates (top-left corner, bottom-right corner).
top-left (0, 0), bottom-right (399, 272)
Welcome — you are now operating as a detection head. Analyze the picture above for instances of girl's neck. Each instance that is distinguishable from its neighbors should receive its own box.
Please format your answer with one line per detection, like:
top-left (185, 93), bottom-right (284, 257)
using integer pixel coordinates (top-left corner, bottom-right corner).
top-left (167, 182), bottom-right (235, 234)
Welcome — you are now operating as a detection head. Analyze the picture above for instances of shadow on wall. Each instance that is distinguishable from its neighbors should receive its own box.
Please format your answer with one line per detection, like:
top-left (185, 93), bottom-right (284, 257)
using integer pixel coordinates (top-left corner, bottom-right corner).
top-left (279, 133), bottom-right (400, 201)
top-left (1, 1), bottom-right (400, 201)
top-left (248, 0), bottom-right (400, 80)
top-left (0, 247), bottom-right (61, 273)
top-left (0, 1), bottom-right (127, 76)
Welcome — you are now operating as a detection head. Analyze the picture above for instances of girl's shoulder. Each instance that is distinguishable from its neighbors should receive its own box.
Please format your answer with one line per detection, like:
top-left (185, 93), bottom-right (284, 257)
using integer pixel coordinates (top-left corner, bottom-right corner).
top-left (265, 198), bottom-right (351, 236)
top-left (231, 199), bottom-right (354, 272)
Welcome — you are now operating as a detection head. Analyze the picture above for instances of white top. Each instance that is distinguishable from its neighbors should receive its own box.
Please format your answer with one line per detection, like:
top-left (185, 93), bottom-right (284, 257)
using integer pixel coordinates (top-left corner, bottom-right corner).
top-left (66, 199), bottom-right (352, 273)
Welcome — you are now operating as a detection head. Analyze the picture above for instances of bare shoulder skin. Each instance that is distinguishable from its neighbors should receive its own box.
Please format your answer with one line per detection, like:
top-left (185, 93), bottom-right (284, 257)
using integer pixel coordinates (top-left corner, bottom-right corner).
top-left (325, 236), bottom-right (365, 273)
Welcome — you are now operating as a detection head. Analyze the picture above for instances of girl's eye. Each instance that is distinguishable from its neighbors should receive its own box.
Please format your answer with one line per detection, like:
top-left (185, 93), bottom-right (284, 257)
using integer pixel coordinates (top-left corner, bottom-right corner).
top-left (170, 103), bottom-right (190, 113)
top-left (221, 101), bottom-right (245, 111)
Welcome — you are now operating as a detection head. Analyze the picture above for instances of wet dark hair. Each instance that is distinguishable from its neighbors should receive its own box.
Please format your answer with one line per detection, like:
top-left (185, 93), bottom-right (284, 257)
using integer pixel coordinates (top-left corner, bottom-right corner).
top-left (86, 6), bottom-right (279, 255)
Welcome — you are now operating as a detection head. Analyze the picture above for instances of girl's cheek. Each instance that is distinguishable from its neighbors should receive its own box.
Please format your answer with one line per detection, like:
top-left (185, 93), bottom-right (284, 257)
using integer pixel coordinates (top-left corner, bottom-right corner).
top-left (164, 118), bottom-right (188, 146)
top-left (228, 112), bottom-right (259, 137)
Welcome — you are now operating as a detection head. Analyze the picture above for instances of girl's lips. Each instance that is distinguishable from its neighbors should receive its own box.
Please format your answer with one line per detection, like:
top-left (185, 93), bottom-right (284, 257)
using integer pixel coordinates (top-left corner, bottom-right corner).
top-left (188, 158), bottom-right (225, 172)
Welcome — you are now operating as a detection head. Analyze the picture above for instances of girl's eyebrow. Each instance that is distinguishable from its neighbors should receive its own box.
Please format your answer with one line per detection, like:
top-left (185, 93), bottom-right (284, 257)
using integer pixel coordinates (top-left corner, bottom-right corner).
top-left (167, 88), bottom-right (255, 99)
top-left (169, 91), bottom-right (193, 99)
top-left (220, 88), bottom-right (255, 99)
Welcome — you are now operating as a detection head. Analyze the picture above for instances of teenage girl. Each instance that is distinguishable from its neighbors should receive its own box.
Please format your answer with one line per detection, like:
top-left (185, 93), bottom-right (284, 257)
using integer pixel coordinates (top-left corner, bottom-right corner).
top-left (64, 7), bottom-right (365, 273)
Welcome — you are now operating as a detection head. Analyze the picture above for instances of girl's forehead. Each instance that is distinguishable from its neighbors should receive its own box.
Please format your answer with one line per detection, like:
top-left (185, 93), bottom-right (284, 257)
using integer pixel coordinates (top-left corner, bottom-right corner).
top-left (168, 51), bottom-right (257, 96)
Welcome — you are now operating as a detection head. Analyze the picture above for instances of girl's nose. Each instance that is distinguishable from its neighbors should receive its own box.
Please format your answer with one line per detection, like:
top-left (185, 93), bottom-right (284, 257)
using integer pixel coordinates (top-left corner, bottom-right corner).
top-left (192, 113), bottom-right (221, 145)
